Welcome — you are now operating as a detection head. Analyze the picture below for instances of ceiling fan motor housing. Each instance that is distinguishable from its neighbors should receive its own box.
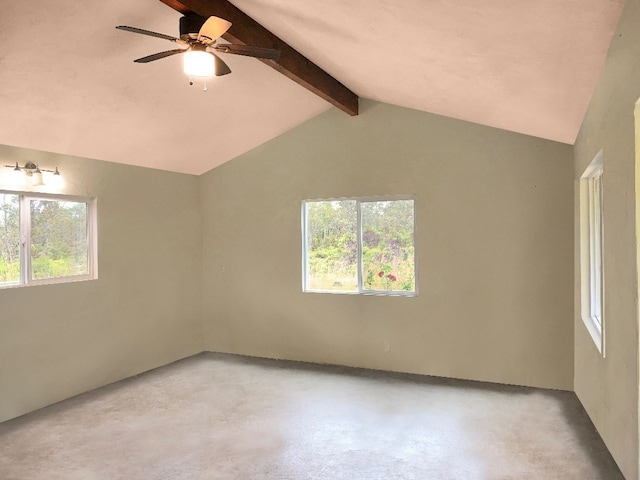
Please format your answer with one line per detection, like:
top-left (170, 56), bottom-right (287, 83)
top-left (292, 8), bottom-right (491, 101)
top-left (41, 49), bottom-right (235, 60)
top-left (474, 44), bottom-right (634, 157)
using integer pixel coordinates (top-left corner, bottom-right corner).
top-left (179, 14), bottom-right (209, 39)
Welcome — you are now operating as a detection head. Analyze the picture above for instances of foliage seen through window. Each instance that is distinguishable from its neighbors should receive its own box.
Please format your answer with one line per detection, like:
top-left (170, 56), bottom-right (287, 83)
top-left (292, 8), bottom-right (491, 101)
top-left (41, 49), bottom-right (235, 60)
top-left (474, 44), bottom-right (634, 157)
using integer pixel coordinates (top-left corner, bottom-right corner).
top-left (0, 193), bottom-right (95, 286)
top-left (304, 198), bottom-right (416, 294)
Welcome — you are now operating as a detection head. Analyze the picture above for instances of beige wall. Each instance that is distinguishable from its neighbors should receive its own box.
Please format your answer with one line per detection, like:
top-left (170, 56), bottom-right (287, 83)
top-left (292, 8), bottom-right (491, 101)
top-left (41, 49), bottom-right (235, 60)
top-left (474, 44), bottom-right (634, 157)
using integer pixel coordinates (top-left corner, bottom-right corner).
top-left (573, 0), bottom-right (640, 478)
top-left (201, 100), bottom-right (574, 390)
top-left (0, 145), bottom-right (203, 423)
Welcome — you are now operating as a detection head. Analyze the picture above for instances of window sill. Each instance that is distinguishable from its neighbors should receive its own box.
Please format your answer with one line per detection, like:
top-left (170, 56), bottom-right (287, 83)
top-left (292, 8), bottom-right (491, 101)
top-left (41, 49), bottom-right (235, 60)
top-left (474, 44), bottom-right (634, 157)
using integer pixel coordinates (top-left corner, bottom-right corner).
top-left (0, 275), bottom-right (97, 290)
top-left (304, 289), bottom-right (417, 297)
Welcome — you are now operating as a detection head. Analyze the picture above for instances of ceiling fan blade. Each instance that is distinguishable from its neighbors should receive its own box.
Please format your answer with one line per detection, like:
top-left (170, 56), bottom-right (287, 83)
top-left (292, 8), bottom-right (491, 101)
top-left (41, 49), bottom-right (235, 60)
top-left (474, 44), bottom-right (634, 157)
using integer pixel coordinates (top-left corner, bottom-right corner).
top-left (198, 16), bottom-right (232, 44)
top-left (134, 49), bottom-right (185, 63)
top-left (116, 25), bottom-right (179, 42)
top-left (210, 44), bottom-right (280, 61)
top-left (213, 53), bottom-right (232, 76)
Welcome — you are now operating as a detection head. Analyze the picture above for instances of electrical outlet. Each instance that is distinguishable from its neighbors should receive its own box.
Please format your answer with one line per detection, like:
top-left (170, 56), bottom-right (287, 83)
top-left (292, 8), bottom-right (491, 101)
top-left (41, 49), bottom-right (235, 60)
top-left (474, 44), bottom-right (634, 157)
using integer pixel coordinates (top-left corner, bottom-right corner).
top-left (383, 341), bottom-right (390, 353)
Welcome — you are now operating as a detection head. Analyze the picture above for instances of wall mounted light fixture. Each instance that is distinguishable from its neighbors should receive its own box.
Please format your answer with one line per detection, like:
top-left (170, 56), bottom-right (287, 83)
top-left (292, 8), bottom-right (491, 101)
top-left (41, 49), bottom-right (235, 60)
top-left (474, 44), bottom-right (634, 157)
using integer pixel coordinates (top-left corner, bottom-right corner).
top-left (4, 162), bottom-right (63, 188)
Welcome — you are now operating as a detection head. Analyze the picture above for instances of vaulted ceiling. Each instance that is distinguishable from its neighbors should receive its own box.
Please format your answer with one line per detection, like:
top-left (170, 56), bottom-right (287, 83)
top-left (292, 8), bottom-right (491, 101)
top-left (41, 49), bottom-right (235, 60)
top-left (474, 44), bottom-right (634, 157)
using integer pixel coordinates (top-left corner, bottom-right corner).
top-left (0, 0), bottom-right (624, 175)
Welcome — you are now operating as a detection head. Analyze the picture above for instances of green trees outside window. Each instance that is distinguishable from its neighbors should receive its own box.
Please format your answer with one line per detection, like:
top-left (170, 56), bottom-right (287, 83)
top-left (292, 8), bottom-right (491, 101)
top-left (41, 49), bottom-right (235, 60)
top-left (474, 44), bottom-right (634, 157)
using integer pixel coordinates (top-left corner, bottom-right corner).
top-left (305, 200), bottom-right (358, 292)
top-left (30, 200), bottom-right (89, 280)
top-left (304, 197), bottom-right (416, 294)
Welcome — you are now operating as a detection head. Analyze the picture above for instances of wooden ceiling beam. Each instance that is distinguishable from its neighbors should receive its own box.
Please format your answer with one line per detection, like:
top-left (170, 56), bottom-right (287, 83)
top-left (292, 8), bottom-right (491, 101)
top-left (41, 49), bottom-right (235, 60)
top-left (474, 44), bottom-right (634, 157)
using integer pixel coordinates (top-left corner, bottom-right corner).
top-left (158, 0), bottom-right (359, 116)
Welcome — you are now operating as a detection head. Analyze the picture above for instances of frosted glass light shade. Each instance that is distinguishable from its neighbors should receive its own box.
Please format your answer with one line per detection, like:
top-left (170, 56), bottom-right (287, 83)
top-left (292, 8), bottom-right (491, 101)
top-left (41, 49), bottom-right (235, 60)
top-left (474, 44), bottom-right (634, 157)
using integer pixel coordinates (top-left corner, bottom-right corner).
top-left (31, 168), bottom-right (44, 186)
top-left (50, 168), bottom-right (64, 189)
top-left (10, 164), bottom-right (23, 186)
top-left (183, 50), bottom-right (215, 78)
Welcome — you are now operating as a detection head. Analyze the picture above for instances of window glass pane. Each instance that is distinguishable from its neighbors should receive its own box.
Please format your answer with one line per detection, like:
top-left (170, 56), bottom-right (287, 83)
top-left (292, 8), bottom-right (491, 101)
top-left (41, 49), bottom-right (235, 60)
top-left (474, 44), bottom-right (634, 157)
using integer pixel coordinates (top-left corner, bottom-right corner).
top-left (305, 200), bottom-right (357, 291)
top-left (591, 173), bottom-right (603, 328)
top-left (30, 199), bottom-right (88, 280)
top-left (362, 200), bottom-right (415, 292)
top-left (0, 194), bottom-right (20, 284)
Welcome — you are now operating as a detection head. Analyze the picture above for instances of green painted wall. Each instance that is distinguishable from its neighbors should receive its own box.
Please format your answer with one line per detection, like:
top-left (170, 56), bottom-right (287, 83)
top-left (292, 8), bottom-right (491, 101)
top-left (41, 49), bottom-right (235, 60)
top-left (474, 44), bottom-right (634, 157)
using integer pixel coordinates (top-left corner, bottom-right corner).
top-left (573, 0), bottom-right (640, 478)
top-left (0, 145), bottom-right (203, 423)
top-left (201, 100), bottom-right (574, 390)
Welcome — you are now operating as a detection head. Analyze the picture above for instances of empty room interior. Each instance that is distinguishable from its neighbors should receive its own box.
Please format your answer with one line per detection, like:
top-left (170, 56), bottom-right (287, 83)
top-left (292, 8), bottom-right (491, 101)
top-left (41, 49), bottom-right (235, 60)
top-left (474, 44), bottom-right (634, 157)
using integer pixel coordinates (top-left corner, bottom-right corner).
top-left (1, 0), bottom-right (640, 478)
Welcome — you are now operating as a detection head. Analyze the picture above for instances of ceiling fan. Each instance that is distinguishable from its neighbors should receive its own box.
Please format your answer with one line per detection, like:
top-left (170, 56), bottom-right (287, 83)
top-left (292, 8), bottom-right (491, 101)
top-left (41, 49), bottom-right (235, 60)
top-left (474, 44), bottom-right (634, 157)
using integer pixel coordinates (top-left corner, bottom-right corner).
top-left (116, 14), bottom-right (281, 88)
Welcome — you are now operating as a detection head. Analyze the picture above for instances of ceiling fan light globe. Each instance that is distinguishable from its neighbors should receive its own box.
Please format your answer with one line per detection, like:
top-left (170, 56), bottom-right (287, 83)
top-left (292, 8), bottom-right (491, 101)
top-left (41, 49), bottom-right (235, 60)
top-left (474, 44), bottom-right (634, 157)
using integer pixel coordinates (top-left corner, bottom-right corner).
top-left (183, 50), bottom-right (215, 79)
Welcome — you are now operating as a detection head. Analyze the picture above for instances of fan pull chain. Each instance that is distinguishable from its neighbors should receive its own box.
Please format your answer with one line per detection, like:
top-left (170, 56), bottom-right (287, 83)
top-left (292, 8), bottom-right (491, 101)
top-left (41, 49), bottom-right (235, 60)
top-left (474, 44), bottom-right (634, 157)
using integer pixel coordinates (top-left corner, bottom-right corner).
top-left (187, 77), bottom-right (208, 92)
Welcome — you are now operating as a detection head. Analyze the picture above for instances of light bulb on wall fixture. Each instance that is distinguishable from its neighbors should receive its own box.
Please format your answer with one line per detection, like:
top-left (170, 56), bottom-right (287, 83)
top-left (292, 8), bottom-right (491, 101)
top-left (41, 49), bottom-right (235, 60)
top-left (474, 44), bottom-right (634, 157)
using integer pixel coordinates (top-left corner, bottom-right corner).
top-left (32, 166), bottom-right (44, 186)
top-left (10, 162), bottom-right (23, 186)
top-left (50, 167), bottom-right (64, 189)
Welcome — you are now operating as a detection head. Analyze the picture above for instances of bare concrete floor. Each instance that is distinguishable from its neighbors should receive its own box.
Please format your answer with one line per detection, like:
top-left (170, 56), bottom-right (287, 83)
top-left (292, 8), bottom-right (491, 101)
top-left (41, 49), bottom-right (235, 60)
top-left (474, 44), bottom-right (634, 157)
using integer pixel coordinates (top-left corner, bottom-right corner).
top-left (0, 353), bottom-right (624, 479)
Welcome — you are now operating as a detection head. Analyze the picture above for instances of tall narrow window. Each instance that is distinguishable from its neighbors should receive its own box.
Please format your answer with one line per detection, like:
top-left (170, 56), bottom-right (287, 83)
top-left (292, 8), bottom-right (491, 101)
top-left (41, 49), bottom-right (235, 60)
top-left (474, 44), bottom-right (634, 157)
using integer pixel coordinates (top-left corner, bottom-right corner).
top-left (303, 196), bottom-right (416, 295)
top-left (580, 151), bottom-right (604, 354)
top-left (0, 192), bottom-right (97, 288)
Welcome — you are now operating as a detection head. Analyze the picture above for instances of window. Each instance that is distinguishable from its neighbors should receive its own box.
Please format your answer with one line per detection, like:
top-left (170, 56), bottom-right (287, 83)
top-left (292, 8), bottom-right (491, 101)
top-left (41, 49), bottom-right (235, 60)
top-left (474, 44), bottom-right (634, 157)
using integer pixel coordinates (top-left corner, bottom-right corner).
top-left (0, 192), bottom-right (97, 288)
top-left (579, 150), bottom-right (604, 354)
top-left (302, 197), bottom-right (416, 295)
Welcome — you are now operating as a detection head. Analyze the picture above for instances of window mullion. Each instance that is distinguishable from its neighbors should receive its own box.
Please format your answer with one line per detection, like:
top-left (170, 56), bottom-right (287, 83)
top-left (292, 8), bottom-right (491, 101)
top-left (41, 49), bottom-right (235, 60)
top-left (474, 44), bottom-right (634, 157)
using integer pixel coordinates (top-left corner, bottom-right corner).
top-left (301, 202), bottom-right (308, 292)
top-left (86, 200), bottom-right (94, 278)
top-left (590, 179), bottom-right (596, 318)
top-left (19, 196), bottom-right (31, 285)
top-left (356, 200), bottom-right (363, 293)
top-left (25, 197), bottom-right (32, 285)
top-left (598, 174), bottom-right (604, 322)
top-left (594, 174), bottom-right (603, 326)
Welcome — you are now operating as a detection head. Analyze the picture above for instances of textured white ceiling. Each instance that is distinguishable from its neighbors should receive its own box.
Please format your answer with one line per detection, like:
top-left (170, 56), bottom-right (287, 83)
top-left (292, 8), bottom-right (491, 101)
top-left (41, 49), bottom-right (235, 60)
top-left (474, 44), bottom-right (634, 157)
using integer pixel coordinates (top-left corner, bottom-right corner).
top-left (0, 0), bottom-right (329, 175)
top-left (231, 0), bottom-right (624, 144)
top-left (0, 0), bottom-right (624, 175)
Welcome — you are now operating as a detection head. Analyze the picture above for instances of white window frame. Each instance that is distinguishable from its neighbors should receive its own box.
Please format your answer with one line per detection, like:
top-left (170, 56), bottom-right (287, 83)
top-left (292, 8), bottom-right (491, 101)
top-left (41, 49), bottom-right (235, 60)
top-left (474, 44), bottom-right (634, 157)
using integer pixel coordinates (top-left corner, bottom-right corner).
top-left (579, 150), bottom-right (604, 355)
top-left (0, 190), bottom-right (98, 289)
top-left (302, 195), bottom-right (417, 296)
